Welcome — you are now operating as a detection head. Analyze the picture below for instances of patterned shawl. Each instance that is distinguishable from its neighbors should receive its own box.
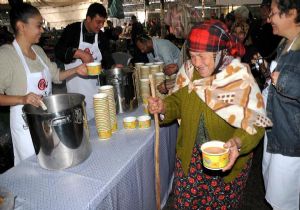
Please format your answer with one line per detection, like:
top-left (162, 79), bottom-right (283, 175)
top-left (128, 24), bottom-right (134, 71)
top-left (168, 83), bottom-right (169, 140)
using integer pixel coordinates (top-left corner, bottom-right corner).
top-left (173, 59), bottom-right (273, 134)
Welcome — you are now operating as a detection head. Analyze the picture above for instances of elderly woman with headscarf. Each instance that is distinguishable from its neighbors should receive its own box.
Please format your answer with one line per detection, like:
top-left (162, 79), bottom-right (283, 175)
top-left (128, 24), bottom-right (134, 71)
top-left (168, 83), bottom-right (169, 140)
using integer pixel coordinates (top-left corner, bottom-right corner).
top-left (156, 4), bottom-right (200, 94)
top-left (148, 20), bottom-right (272, 209)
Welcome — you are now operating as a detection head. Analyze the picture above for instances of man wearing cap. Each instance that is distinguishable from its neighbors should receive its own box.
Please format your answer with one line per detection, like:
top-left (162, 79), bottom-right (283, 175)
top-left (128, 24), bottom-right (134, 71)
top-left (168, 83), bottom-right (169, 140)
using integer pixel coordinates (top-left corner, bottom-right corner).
top-left (148, 20), bottom-right (268, 209)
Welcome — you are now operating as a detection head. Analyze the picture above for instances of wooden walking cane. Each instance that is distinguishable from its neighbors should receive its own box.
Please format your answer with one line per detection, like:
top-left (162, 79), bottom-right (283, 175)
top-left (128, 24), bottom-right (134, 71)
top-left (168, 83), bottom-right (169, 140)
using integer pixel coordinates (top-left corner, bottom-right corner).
top-left (149, 74), bottom-right (161, 210)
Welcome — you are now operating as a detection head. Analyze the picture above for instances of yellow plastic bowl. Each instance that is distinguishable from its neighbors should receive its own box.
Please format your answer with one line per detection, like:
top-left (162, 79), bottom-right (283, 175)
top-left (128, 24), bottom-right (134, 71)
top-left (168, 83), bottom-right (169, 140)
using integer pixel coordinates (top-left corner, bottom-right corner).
top-left (123, 117), bottom-right (137, 129)
top-left (200, 140), bottom-right (229, 170)
top-left (87, 62), bottom-right (102, 75)
top-left (137, 115), bottom-right (151, 129)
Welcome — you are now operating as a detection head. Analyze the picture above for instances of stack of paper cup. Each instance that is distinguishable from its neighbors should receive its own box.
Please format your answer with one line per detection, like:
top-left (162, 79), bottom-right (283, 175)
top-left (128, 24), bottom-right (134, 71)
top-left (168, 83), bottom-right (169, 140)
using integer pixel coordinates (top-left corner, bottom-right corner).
top-left (93, 93), bottom-right (112, 140)
top-left (134, 62), bottom-right (144, 81)
top-left (140, 65), bottom-right (150, 79)
top-left (98, 85), bottom-right (117, 132)
top-left (150, 65), bottom-right (161, 77)
top-left (154, 72), bottom-right (166, 99)
top-left (134, 62), bottom-right (144, 99)
top-left (145, 63), bottom-right (154, 66)
top-left (154, 61), bottom-right (164, 72)
top-left (134, 62), bottom-right (144, 73)
top-left (139, 79), bottom-right (150, 114)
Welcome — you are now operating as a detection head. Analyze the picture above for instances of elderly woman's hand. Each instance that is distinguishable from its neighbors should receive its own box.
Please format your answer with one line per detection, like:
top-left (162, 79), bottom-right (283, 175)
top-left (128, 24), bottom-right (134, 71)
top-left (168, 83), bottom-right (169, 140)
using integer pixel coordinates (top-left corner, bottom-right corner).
top-left (147, 96), bottom-right (165, 114)
top-left (222, 137), bottom-right (242, 172)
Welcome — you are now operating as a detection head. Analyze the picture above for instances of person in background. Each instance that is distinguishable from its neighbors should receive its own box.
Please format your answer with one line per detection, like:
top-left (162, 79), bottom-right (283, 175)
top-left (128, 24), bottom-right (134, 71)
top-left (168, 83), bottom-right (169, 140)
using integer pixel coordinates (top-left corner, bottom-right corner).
top-left (231, 5), bottom-right (251, 46)
top-left (0, 26), bottom-right (14, 46)
top-left (163, 4), bottom-right (200, 93)
top-left (104, 20), bottom-right (114, 39)
top-left (262, 0), bottom-right (300, 209)
top-left (130, 15), bottom-right (147, 63)
top-left (224, 12), bottom-right (235, 31)
top-left (250, 0), bottom-right (282, 62)
top-left (135, 34), bottom-right (180, 93)
top-left (247, 0), bottom-right (282, 90)
top-left (55, 3), bottom-right (118, 120)
top-left (148, 20), bottom-right (270, 209)
top-left (130, 15), bottom-right (144, 44)
top-left (0, 0), bottom-right (87, 165)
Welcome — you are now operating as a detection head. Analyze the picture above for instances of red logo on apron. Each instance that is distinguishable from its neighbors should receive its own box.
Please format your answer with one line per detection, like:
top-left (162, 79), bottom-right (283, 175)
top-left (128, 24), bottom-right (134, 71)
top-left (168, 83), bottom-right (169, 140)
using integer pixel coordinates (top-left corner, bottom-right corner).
top-left (38, 79), bottom-right (47, 90)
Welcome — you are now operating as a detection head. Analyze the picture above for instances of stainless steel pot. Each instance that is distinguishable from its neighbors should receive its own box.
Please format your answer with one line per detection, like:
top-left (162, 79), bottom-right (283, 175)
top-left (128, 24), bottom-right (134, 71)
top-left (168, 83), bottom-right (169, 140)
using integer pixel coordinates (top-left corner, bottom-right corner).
top-left (22, 93), bottom-right (91, 170)
top-left (106, 67), bottom-right (138, 113)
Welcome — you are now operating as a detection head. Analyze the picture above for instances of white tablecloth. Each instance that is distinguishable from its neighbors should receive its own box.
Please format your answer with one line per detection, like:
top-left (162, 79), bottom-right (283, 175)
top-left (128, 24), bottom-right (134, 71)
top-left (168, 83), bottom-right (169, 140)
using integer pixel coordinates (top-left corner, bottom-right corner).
top-left (0, 107), bottom-right (178, 210)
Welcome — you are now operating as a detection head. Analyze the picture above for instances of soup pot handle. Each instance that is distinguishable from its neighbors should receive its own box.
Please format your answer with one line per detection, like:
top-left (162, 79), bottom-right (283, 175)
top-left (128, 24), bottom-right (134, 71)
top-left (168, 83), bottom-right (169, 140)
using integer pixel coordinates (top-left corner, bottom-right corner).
top-left (51, 115), bottom-right (71, 126)
top-left (22, 113), bottom-right (29, 129)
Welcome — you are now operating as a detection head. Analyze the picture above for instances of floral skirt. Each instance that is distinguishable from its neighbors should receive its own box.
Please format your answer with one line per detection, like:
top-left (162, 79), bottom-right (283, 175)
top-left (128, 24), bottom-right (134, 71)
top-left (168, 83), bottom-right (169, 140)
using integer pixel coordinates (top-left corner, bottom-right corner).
top-left (172, 143), bottom-right (252, 210)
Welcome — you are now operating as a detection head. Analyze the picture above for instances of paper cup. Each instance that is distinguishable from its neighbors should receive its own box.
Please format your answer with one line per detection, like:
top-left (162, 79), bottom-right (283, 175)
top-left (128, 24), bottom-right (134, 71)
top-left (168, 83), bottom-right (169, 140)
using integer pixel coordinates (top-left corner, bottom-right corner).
top-left (123, 117), bottom-right (137, 129)
top-left (97, 129), bottom-right (112, 140)
top-left (142, 97), bottom-right (149, 114)
top-left (200, 140), bottom-right (229, 170)
top-left (137, 115), bottom-right (151, 129)
top-left (154, 61), bottom-right (164, 71)
top-left (112, 121), bottom-right (118, 132)
top-left (145, 63), bottom-right (154, 66)
top-left (87, 62), bottom-right (102, 75)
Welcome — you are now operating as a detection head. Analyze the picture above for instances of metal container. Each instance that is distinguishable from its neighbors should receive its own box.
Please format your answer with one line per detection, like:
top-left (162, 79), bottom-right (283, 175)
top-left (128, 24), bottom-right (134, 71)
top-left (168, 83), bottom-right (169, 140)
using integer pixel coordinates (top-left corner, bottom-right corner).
top-left (22, 93), bottom-right (91, 170)
top-left (106, 67), bottom-right (138, 113)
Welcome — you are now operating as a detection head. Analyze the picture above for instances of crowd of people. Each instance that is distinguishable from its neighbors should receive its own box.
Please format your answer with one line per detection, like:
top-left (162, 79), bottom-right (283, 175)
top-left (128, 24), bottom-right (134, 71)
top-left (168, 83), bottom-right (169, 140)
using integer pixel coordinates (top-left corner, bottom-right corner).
top-left (0, 0), bottom-right (299, 209)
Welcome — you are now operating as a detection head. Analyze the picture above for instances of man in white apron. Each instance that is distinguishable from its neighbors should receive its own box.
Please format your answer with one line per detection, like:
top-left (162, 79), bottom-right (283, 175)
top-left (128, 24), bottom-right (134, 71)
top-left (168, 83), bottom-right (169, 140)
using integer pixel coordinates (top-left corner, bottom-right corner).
top-left (11, 40), bottom-right (52, 165)
top-left (64, 21), bottom-right (102, 120)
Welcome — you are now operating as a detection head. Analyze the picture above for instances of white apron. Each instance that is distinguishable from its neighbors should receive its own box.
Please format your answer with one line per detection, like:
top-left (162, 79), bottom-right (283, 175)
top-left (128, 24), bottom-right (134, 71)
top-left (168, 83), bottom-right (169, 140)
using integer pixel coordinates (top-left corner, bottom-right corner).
top-left (11, 40), bottom-right (52, 165)
top-left (262, 61), bottom-right (300, 210)
top-left (65, 22), bottom-right (102, 120)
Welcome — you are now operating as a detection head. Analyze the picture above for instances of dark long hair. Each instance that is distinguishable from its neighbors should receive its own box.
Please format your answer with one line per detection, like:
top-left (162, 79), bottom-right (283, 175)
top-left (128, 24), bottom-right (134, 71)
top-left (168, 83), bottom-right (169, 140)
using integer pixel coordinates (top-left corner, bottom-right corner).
top-left (275, 0), bottom-right (300, 23)
top-left (8, 0), bottom-right (40, 34)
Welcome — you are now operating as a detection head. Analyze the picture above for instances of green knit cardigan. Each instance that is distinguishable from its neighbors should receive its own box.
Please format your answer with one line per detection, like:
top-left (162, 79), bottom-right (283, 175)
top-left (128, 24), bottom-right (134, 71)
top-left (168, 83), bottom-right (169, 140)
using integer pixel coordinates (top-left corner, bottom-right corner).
top-left (161, 71), bottom-right (264, 183)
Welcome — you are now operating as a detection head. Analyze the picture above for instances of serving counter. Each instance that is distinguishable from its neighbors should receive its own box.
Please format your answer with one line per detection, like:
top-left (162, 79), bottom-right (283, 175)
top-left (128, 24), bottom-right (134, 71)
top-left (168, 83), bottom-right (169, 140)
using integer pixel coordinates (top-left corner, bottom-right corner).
top-left (0, 107), bottom-right (178, 210)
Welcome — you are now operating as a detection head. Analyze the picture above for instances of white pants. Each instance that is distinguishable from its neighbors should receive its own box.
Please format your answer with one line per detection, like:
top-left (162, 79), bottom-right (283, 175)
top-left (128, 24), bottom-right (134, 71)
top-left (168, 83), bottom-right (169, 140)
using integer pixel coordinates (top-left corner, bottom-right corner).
top-left (263, 136), bottom-right (300, 210)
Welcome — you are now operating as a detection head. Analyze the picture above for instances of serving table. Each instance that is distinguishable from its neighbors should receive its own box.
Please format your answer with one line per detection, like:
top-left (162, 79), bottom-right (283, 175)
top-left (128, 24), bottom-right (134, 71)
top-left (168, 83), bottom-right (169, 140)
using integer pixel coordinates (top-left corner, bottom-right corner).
top-left (0, 107), bottom-right (178, 210)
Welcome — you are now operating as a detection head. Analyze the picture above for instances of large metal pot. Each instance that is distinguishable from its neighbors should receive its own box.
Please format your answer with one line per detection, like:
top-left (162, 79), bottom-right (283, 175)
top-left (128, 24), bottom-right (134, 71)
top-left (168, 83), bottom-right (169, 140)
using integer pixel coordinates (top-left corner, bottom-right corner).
top-left (22, 93), bottom-right (91, 170)
top-left (106, 67), bottom-right (138, 113)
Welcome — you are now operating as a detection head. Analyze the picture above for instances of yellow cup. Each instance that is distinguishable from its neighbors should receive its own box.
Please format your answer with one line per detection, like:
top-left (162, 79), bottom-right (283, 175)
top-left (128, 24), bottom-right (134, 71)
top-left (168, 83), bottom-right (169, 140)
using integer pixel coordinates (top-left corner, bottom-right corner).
top-left (97, 129), bottom-right (112, 140)
top-left (123, 117), bottom-right (137, 129)
top-left (87, 62), bottom-right (102, 75)
top-left (200, 140), bottom-right (229, 170)
top-left (112, 121), bottom-right (118, 132)
top-left (137, 115), bottom-right (151, 129)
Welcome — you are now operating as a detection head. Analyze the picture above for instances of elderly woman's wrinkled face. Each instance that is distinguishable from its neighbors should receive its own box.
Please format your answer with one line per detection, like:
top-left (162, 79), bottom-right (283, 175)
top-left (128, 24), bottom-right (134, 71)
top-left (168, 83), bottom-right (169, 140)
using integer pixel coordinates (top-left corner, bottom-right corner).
top-left (189, 51), bottom-right (215, 78)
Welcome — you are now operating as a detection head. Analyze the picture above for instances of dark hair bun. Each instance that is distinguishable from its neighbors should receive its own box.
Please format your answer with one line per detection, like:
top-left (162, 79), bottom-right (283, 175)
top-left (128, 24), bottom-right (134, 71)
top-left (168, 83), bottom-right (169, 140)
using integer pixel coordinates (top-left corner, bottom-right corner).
top-left (8, 0), bottom-right (23, 8)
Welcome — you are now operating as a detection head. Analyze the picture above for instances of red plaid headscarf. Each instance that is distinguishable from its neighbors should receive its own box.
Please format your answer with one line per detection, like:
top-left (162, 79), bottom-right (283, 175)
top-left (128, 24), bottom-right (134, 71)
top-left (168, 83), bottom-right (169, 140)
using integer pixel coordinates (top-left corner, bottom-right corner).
top-left (187, 20), bottom-right (245, 57)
